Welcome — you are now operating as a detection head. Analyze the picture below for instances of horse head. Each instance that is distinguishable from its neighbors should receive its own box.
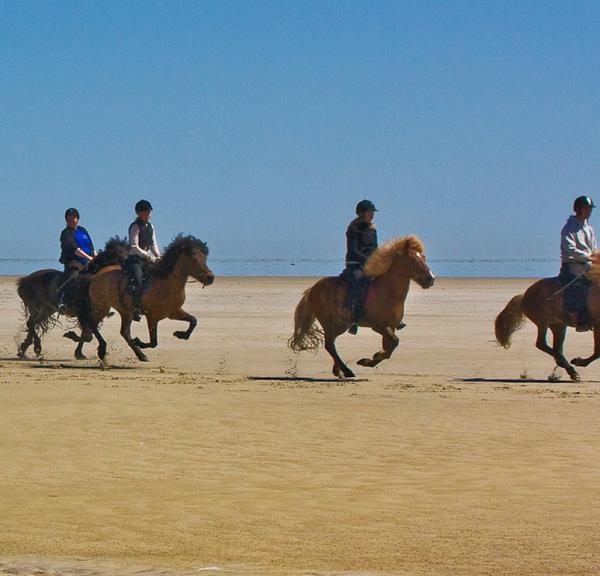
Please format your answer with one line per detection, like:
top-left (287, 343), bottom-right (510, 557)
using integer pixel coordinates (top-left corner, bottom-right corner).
top-left (365, 236), bottom-right (435, 289)
top-left (399, 243), bottom-right (435, 289)
top-left (158, 235), bottom-right (214, 286)
top-left (183, 245), bottom-right (215, 286)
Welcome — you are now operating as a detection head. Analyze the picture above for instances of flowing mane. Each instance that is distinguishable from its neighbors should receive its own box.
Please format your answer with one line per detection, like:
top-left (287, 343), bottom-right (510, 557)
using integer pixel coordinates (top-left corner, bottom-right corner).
top-left (153, 234), bottom-right (209, 278)
top-left (363, 236), bottom-right (425, 278)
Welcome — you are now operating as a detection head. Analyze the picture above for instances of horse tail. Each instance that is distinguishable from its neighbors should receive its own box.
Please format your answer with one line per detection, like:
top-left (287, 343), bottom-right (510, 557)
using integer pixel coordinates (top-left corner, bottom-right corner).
top-left (288, 288), bottom-right (323, 352)
top-left (16, 276), bottom-right (30, 317)
top-left (495, 294), bottom-right (525, 348)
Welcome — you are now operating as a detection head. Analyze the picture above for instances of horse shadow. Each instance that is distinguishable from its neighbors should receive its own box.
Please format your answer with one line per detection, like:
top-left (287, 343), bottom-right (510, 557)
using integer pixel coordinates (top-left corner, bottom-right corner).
top-left (248, 375), bottom-right (369, 383)
top-left (458, 377), bottom-right (600, 384)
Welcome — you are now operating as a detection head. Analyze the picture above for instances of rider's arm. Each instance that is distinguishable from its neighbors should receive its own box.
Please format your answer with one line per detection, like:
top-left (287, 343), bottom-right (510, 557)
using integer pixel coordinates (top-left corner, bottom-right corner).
top-left (74, 247), bottom-right (93, 262)
top-left (149, 228), bottom-right (160, 260)
top-left (561, 231), bottom-right (593, 263)
top-left (128, 222), bottom-right (151, 259)
top-left (60, 229), bottom-right (77, 253)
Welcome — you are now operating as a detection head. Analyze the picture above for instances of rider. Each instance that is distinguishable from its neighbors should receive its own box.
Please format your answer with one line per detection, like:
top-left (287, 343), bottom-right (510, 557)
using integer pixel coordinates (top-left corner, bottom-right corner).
top-left (560, 195), bottom-right (597, 331)
top-left (126, 199), bottom-right (161, 321)
top-left (345, 199), bottom-right (379, 335)
top-left (58, 207), bottom-right (96, 312)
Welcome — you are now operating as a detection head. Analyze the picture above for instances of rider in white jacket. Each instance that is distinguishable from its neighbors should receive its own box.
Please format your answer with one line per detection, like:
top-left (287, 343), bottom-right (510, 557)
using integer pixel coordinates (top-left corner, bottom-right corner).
top-left (560, 196), bottom-right (596, 330)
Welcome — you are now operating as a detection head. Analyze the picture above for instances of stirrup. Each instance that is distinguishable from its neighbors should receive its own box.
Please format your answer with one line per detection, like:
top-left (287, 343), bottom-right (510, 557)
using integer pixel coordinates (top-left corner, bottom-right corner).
top-left (348, 323), bottom-right (358, 335)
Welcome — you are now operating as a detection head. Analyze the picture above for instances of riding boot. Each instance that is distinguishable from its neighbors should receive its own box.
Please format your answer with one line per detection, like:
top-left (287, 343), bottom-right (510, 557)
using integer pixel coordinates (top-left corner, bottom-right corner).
top-left (348, 296), bottom-right (362, 335)
top-left (57, 292), bottom-right (67, 314)
top-left (132, 291), bottom-right (143, 322)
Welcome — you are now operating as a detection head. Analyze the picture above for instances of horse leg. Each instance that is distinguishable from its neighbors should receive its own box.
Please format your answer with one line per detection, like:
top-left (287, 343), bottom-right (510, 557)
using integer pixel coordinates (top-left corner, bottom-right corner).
top-left (324, 333), bottom-right (355, 379)
top-left (169, 308), bottom-right (197, 340)
top-left (63, 330), bottom-right (92, 343)
top-left (88, 324), bottom-right (107, 362)
top-left (133, 317), bottom-right (159, 349)
top-left (73, 327), bottom-right (92, 360)
top-left (535, 325), bottom-right (579, 382)
top-left (120, 315), bottom-right (149, 362)
top-left (31, 309), bottom-right (52, 357)
top-left (357, 326), bottom-right (399, 367)
top-left (17, 312), bottom-right (37, 358)
top-left (17, 306), bottom-right (41, 358)
top-left (571, 324), bottom-right (600, 368)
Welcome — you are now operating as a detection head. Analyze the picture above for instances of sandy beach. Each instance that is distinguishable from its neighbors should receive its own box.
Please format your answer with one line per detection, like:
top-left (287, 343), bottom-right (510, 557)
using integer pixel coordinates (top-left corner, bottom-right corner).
top-left (1, 275), bottom-right (600, 576)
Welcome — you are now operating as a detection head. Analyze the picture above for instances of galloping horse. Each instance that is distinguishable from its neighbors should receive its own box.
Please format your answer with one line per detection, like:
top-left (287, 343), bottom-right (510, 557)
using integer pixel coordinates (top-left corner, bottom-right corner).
top-left (495, 260), bottom-right (600, 382)
top-left (289, 236), bottom-right (435, 378)
top-left (78, 234), bottom-right (214, 363)
top-left (17, 237), bottom-right (128, 360)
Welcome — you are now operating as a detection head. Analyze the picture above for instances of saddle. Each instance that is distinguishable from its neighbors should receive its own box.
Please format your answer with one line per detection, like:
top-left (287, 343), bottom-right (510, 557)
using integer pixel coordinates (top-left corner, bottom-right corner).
top-left (123, 260), bottom-right (153, 295)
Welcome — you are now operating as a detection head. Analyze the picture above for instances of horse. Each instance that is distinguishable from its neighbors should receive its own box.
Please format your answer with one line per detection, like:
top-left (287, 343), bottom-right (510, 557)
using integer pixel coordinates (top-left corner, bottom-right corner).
top-left (288, 236), bottom-right (435, 378)
top-left (77, 234), bottom-right (214, 363)
top-left (16, 237), bottom-right (129, 360)
top-left (495, 261), bottom-right (600, 382)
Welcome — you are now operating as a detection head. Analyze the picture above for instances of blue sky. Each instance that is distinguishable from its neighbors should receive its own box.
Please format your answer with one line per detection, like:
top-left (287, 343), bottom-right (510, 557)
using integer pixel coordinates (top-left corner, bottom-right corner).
top-left (2, 1), bottom-right (600, 263)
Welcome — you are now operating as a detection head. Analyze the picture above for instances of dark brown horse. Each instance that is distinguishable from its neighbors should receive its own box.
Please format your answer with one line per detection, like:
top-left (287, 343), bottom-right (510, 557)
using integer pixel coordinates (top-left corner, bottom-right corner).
top-left (17, 237), bottom-right (128, 360)
top-left (495, 268), bottom-right (600, 382)
top-left (78, 235), bottom-right (214, 363)
top-left (288, 236), bottom-right (435, 378)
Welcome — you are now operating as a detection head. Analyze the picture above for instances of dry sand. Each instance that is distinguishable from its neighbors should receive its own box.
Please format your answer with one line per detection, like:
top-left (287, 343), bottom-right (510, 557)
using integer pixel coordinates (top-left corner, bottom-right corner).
top-left (1, 276), bottom-right (600, 575)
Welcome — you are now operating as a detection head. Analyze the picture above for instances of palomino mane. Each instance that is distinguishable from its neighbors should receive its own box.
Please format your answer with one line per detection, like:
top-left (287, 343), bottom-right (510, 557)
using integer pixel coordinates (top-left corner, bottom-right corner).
top-left (153, 234), bottom-right (209, 278)
top-left (363, 236), bottom-right (425, 278)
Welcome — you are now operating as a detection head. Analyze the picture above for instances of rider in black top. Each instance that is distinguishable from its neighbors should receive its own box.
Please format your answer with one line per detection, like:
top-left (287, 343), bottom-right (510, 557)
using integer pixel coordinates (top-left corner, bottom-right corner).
top-left (345, 200), bottom-right (378, 335)
top-left (126, 199), bottom-right (161, 321)
top-left (58, 208), bottom-right (96, 312)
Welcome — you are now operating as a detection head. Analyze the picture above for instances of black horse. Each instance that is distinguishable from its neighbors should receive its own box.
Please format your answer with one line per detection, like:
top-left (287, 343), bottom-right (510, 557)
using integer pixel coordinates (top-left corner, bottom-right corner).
top-left (17, 237), bottom-right (128, 360)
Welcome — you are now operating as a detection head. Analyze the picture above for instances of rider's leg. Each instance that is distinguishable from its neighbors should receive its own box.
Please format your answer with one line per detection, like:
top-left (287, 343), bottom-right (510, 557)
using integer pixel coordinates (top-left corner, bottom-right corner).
top-left (129, 258), bottom-right (144, 322)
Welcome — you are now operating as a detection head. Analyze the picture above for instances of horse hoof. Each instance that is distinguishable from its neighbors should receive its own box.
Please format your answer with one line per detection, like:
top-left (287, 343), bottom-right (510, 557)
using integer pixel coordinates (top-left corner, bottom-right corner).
top-left (17, 351), bottom-right (25, 360)
top-left (75, 353), bottom-right (87, 360)
top-left (571, 357), bottom-right (585, 367)
top-left (357, 358), bottom-right (373, 367)
top-left (63, 331), bottom-right (79, 342)
top-left (138, 354), bottom-right (149, 362)
top-left (173, 331), bottom-right (188, 340)
top-left (344, 370), bottom-right (356, 378)
top-left (570, 372), bottom-right (581, 382)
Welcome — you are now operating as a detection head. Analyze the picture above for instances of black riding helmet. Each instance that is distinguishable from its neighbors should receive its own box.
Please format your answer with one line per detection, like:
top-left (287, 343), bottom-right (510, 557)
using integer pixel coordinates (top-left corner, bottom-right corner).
top-left (355, 199), bottom-right (378, 215)
top-left (135, 199), bottom-right (153, 213)
top-left (65, 207), bottom-right (80, 219)
top-left (574, 196), bottom-right (596, 211)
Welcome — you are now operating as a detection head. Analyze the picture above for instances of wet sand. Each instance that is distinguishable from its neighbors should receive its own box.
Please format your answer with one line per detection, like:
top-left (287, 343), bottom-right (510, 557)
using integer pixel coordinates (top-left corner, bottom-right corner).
top-left (1, 276), bottom-right (600, 575)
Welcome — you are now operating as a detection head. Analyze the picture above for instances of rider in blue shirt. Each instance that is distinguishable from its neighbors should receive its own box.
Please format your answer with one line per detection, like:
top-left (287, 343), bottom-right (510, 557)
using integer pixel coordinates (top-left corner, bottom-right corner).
top-left (58, 208), bottom-right (96, 311)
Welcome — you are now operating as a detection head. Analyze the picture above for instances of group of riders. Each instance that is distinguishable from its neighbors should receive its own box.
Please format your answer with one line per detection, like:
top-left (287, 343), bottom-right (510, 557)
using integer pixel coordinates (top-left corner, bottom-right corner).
top-left (57, 195), bottom-right (597, 332)
top-left (58, 199), bottom-right (159, 321)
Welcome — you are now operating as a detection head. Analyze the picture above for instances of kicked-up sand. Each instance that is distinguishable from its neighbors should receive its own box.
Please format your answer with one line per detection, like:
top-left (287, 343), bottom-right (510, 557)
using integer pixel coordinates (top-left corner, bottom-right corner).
top-left (1, 276), bottom-right (600, 575)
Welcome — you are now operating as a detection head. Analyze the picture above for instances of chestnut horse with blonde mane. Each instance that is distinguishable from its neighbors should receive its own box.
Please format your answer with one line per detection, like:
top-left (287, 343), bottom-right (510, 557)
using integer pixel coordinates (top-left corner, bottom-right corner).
top-left (78, 235), bottom-right (214, 363)
top-left (289, 236), bottom-right (435, 378)
top-left (495, 256), bottom-right (600, 382)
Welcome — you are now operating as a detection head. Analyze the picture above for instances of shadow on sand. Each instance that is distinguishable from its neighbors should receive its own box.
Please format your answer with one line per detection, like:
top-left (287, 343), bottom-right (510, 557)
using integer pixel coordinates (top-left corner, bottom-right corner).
top-left (249, 375), bottom-right (369, 383)
top-left (28, 363), bottom-right (138, 370)
top-left (458, 377), bottom-right (600, 384)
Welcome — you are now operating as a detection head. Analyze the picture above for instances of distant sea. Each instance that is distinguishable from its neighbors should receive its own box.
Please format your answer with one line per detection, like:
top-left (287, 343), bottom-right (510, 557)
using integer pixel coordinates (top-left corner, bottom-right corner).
top-left (0, 257), bottom-right (558, 278)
